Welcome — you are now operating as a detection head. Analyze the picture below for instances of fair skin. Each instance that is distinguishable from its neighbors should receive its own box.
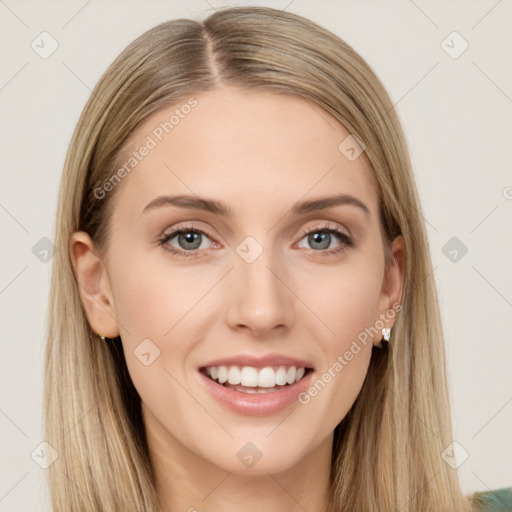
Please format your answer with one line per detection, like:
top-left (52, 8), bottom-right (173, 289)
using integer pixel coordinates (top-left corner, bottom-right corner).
top-left (70, 85), bottom-right (404, 512)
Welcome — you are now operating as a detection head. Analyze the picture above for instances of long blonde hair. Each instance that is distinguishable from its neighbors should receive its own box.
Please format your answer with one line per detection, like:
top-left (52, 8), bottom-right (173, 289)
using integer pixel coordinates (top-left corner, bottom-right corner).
top-left (44, 6), bottom-right (473, 511)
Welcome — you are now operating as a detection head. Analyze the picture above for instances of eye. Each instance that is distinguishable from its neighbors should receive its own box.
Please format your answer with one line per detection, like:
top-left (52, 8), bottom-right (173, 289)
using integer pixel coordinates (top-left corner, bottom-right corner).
top-left (157, 221), bottom-right (355, 258)
top-left (157, 224), bottom-right (216, 257)
top-left (296, 223), bottom-right (354, 255)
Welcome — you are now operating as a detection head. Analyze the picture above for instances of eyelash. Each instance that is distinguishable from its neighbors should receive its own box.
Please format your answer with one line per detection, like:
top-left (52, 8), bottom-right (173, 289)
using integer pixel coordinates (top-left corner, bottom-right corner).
top-left (157, 222), bottom-right (355, 258)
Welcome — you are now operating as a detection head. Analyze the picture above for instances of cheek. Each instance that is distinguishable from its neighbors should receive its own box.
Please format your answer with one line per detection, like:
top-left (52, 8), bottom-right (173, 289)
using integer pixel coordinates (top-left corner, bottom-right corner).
top-left (110, 248), bottom-right (211, 340)
top-left (109, 250), bottom-right (218, 389)
top-left (111, 258), bottom-right (206, 424)
top-left (297, 261), bottom-right (382, 420)
top-left (305, 262), bottom-right (384, 348)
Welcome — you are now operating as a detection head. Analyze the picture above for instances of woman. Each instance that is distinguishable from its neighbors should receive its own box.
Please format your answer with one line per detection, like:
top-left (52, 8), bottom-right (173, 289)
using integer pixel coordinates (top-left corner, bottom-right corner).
top-left (44, 6), bottom-right (510, 511)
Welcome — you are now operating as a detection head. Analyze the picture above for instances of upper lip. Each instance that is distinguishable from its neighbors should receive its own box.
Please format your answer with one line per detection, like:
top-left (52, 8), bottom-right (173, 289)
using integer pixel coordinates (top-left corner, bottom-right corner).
top-left (199, 353), bottom-right (314, 370)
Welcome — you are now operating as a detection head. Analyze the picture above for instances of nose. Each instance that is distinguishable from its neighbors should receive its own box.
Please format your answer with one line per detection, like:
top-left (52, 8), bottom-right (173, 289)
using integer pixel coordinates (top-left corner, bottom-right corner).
top-left (225, 247), bottom-right (294, 337)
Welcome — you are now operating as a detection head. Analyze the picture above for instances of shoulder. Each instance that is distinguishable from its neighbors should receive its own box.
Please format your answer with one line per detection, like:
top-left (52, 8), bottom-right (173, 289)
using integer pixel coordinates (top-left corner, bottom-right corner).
top-left (468, 487), bottom-right (512, 511)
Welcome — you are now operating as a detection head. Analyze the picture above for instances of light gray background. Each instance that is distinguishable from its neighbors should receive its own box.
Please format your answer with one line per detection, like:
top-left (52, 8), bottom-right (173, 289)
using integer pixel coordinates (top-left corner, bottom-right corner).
top-left (1, 1), bottom-right (511, 510)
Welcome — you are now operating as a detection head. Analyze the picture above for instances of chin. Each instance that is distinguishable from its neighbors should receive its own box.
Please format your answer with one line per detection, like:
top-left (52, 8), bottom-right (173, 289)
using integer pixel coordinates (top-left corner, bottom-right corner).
top-left (198, 436), bottom-right (312, 475)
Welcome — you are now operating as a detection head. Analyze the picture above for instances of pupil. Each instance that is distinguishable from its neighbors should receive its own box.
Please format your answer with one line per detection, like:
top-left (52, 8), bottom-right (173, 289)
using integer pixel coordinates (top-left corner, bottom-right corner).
top-left (179, 232), bottom-right (201, 250)
top-left (309, 232), bottom-right (330, 250)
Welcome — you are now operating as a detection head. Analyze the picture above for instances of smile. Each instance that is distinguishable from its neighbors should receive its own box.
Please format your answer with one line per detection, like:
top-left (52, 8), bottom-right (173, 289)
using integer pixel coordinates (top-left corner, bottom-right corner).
top-left (202, 365), bottom-right (310, 391)
top-left (198, 365), bottom-right (314, 416)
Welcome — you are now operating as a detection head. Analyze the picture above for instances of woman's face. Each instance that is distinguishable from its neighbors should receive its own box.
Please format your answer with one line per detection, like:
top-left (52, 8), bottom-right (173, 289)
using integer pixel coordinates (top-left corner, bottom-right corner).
top-left (71, 85), bottom-right (403, 476)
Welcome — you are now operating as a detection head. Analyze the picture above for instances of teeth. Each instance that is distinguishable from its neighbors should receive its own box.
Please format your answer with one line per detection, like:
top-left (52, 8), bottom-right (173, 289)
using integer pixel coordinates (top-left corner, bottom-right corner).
top-left (217, 366), bottom-right (228, 384)
top-left (204, 365), bottom-right (308, 388)
top-left (227, 366), bottom-right (241, 385)
top-left (286, 366), bottom-right (296, 385)
top-left (275, 366), bottom-right (288, 386)
top-left (241, 366), bottom-right (258, 387)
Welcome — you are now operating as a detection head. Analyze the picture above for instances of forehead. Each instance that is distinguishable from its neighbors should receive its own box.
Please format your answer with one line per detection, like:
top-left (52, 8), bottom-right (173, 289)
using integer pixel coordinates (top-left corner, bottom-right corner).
top-left (110, 86), bottom-right (379, 221)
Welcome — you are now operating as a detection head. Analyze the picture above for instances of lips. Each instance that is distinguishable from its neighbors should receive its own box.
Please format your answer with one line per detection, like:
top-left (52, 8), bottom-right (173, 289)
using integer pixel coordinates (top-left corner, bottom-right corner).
top-left (197, 353), bottom-right (315, 416)
top-left (198, 367), bottom-right (314, 416)
top-left (199, 353), bottom-right (314, 370)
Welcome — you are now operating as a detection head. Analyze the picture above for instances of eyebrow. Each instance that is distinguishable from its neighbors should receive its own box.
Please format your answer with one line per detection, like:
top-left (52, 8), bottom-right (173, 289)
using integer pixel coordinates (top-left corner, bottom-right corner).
top-left (141, 193), bottom-right (371, 219)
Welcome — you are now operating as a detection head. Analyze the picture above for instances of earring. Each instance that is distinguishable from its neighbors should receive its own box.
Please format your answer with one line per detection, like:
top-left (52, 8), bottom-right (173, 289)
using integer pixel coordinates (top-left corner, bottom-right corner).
top-left (99, 334), bottom-right (110, 342)
top-left (376, 327), bottom-right (391, 349)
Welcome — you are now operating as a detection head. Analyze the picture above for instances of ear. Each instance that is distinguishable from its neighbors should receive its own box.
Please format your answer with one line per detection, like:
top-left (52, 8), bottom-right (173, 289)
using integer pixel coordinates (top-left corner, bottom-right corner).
top-left (373, 235), bottom-right (404, 346)
top-left (69, 231), bottom-right (120, 338)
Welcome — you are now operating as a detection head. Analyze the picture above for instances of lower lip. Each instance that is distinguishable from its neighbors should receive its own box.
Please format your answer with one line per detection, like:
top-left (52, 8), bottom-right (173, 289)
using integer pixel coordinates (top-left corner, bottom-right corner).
top-left (198, 370), bottom-right (314, 417)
